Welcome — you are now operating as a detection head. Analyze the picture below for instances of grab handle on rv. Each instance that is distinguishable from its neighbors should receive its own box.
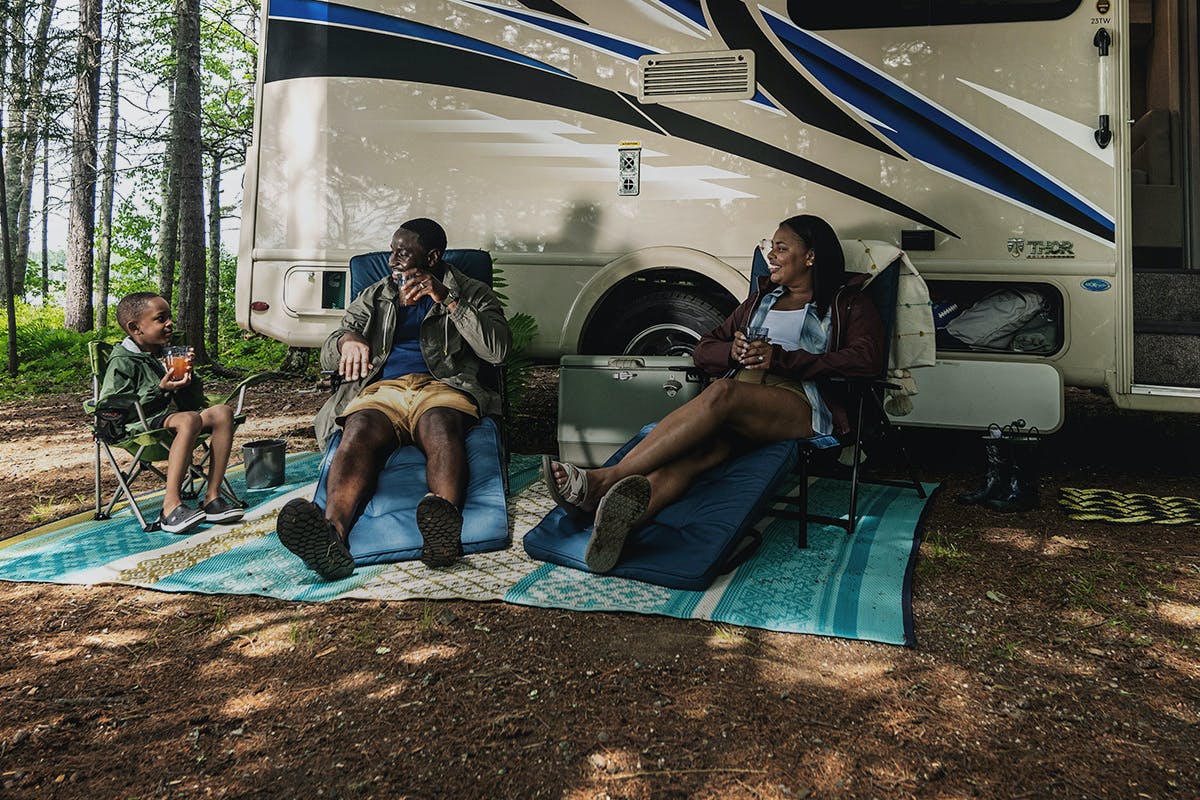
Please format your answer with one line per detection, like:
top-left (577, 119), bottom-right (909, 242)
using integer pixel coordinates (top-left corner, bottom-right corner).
top-left (1093, 27), bottom-right (1112, 149)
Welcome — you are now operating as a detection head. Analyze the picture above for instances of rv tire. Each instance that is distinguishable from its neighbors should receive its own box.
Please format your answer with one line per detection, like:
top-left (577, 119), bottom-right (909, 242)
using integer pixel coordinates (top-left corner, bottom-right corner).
top-left (603, 289), bottom-right (728, 357)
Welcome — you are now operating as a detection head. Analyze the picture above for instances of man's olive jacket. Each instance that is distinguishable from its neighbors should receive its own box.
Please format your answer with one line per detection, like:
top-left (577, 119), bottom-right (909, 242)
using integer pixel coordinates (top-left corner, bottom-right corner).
top-left (314, 262), bottom-right (511, 447)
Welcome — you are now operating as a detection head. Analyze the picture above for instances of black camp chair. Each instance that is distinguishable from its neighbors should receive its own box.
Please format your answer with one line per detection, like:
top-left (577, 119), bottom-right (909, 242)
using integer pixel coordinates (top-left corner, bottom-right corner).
top-left (85, 341), bottom-right (271, 531)
top-left (745, 247), bottom-right (926, 545)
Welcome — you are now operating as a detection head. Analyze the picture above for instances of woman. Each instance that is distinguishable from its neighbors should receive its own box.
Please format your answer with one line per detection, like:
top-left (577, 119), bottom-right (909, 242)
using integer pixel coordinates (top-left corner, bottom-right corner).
top-left (544, 214), bottom-right (885, 572)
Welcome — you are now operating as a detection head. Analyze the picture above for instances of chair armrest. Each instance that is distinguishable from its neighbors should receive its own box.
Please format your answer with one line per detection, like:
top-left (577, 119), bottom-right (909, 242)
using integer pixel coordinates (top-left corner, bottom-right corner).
top-left (214, 372), bottom-right (278, 416)
top-left (827, 375), bottom-right (902, 392)
top-left (92, 392), bottom-right (149, 427)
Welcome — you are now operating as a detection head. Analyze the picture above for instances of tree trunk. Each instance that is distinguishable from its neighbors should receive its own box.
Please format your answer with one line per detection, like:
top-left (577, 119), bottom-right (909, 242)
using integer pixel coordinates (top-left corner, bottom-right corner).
top-left (13, 0), bottom-right (56, 301)
top-left (2, 122), bottom-right (19, 377)
top-left (40, 127), bottom-right (49, 301)
top-left (173, 0), bottom-right (207, 362)
top-left (206, 150), bottom-right (221, 356)
top-left (156, 29), bottom-right (180, 302)
top-left (2, 0), bottom-right (29, 301)
top-left (96, 0), bottom-right (122, 330)
top-left (64, 0), bottom-right (104, 332)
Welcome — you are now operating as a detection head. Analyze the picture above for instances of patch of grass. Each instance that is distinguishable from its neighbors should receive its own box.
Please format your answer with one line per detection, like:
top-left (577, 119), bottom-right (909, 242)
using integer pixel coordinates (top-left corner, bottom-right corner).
top-left (26, 494), bottom-right (89, 524)
top-left (992, 639), bottom-right (1023, 661)
top-left (418, 600), bottom-right (436, 633)
top-left (288, 618), bottom-right (317, 651)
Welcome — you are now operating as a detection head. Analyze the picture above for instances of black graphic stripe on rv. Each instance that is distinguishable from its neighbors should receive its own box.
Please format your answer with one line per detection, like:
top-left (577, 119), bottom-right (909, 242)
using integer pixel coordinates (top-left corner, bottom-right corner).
top-left (264, 18), bottom-right (954, 235)
top-left (629, 100), bottom-right (953, 234)
top-left (517, 0), bottom-right (586, 24)
top-left (703, 0), bottom-right (904, 159)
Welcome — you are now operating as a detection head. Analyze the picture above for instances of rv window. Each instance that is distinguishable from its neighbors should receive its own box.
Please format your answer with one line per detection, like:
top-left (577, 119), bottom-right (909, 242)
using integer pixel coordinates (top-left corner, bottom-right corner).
top-left (787, 0), bottom-right (1080, 29)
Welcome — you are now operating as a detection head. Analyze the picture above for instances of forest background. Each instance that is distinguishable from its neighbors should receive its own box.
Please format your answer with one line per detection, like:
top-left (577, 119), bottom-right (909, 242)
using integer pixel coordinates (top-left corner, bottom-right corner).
top-left (0, 0), bottom-right (294, 397)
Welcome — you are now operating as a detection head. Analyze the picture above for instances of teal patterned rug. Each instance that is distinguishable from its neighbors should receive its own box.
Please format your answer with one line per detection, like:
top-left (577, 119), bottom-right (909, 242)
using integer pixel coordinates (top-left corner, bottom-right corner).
top-left (0, 454), bottom-right (933, 645)
top-left (504, 477), bottom-right (935, 646)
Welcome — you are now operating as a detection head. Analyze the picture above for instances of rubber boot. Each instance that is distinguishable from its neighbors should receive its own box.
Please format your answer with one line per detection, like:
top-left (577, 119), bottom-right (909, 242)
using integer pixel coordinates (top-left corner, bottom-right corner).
top-left (956, 436), bottom-right (1008, 505)
top-left (985, 435), bottom-right (1040, 512)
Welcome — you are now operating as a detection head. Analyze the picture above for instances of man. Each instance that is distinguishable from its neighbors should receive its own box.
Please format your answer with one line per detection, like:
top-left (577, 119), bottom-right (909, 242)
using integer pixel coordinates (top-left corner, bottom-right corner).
top-left (278, 218), bottom-right (511, 578)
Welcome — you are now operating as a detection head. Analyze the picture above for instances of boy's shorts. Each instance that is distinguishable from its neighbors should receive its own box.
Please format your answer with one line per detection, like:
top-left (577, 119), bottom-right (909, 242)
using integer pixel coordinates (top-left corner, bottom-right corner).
top-left (338, 374), bottom-right (479, 444)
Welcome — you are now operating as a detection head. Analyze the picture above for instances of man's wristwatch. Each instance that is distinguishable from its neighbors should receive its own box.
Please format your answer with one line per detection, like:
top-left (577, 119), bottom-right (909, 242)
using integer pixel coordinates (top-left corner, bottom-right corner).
top-left (441, 291), bottom-right (459, 308)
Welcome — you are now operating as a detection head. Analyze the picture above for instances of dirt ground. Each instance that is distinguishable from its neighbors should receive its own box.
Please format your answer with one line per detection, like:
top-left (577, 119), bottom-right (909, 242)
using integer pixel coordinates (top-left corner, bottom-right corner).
top-left (0, 368), bottom-right (1197, 799)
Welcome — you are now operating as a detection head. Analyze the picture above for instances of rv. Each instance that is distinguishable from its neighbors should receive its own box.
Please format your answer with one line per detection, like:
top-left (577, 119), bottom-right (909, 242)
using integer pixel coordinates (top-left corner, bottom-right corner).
top-left (237, 0), bottom-right (1200, 430)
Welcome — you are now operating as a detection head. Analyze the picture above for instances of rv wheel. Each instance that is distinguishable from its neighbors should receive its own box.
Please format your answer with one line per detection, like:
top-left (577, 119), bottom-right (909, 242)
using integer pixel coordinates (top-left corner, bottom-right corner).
top-left (605, 290), bottom-right (728, 357)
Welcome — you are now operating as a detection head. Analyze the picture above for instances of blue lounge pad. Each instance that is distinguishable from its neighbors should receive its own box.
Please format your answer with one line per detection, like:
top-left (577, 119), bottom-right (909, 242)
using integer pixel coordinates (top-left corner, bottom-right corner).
top-left (313, 416), bottom-right (508, 565)
top-left (523, 424), bottom-right (798, 590)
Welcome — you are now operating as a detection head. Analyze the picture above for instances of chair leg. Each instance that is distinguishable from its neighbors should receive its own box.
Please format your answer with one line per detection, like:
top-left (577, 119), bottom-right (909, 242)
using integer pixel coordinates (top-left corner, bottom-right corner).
top-left (796, 450), bottom-right (809, 549)
top-left (846, 393), bottom-right (867, 536)
top-left (94, 439), bottom-right (103, 518)
top-left (98, 444), bottom-right (156, 531)
top-left (868, 390), bottom-right (926, 499)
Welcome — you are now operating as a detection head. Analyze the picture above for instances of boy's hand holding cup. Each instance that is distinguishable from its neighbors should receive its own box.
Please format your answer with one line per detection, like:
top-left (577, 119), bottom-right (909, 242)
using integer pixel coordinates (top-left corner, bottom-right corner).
top-left (162, 345), bottom-right (195, 387)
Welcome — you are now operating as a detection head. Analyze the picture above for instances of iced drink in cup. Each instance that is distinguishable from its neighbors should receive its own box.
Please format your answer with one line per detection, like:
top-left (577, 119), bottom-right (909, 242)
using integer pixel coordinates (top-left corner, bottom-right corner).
top-left (164, 346), bottom-right (194, 381)
top-left (397, 273), bottom-right (419, 306)
top-left (743, 325), bottom-right (770, 343)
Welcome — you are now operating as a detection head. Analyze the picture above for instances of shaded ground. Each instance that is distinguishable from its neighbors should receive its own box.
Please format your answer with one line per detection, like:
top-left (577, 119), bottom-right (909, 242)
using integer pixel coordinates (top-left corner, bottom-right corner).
top-left (0, 370), bottom-right (1197, 799)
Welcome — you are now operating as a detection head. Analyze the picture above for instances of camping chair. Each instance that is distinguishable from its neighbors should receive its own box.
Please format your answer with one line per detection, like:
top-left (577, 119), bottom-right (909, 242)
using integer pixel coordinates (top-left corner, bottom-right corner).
top-left (746, 247), bottom-right (926, 545)
top-left (340, 248), bottom-right (511, 482)
top-left (85, 341), bottom-right (271, 531)
top-left (307, 248), bottom-right (512, 566)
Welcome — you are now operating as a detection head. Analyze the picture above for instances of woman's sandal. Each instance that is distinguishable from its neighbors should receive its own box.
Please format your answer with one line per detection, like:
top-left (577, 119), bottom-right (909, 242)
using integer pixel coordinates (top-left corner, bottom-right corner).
top-left (585, 475), bottom-right (651, 573)
top-left (542, 454), bottom-right (591, 523)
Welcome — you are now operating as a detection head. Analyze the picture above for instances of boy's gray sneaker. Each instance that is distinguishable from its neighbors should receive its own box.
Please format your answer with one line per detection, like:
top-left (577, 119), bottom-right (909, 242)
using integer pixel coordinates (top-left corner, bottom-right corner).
top-left (203, 496), bottom-right (245, 523)
top-left (159, 503), bottom-right (205, 534)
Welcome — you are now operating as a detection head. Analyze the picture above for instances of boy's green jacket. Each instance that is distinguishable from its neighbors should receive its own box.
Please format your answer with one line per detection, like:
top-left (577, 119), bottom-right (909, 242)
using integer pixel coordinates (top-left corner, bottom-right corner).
top-left (98, 339), bottom-right (207, 424)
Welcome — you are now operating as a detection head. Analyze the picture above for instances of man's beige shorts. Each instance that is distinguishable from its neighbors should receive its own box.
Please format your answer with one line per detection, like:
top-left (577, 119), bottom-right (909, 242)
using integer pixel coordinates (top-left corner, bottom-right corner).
top-left (338, 374), bottom-right (479, 443)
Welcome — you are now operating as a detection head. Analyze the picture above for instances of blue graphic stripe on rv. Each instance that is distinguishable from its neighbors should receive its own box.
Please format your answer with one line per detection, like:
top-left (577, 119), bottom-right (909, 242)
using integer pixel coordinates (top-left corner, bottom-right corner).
top-left (463, 1), bottom-right (654, 61)
top-left (765, 16), bottom-right (1114, 239)
top-left (268, 0), bottom-right (572, 77)
top-left (652, 0), bottom-right (708, 28)
top-left (265, 17), bottom-right (956, 236)
top-left (469, 0), bottom-right (775, 109)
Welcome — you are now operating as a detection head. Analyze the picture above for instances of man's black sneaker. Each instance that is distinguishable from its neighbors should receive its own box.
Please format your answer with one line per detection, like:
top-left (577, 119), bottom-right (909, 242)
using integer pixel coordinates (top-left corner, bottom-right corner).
top-left (159, 503), bottom-right (205, 534)
top-left (416, 494), bottom-right (463, 568)
top-left (203, 496), bottom-right (245, 523)
top-left (276, 498), bottom-right (355, 581)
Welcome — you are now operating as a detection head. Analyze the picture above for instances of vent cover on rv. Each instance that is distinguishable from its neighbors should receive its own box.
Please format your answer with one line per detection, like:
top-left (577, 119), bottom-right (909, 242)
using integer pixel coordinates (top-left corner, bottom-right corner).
top-left (638, 50), bottom-right (755, 103)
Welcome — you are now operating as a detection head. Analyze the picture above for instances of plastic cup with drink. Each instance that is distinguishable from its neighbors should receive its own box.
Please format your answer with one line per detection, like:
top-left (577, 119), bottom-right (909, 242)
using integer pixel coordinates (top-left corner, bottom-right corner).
top-left (742, 325), bottom-right (769, 383)
top-left (164, 345), bottom-right (194, 381)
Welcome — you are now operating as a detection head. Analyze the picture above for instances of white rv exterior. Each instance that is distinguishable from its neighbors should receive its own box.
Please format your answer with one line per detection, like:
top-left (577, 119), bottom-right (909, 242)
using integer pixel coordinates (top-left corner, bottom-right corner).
top-left (237, 0), bottom-right (1200, 426)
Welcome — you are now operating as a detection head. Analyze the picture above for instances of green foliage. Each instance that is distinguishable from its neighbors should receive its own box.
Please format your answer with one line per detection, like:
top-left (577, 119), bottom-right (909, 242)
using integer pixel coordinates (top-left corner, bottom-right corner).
top-left (493, 266), bottom-right (540, 408)
top-left (218, 327), bottom-right (290, 375)
top-left (0, 304), bottom-right (103, 400)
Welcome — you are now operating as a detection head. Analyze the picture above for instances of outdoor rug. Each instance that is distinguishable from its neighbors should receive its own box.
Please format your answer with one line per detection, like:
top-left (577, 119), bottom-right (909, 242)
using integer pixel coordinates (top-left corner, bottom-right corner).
top-left (0, 454), bottom-right (935, 645)
top-left (1059, 487), bottom-right (1200, 525)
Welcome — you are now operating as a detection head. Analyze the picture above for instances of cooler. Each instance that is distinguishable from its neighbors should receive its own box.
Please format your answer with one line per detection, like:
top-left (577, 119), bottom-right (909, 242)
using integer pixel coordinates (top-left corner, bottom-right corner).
top-left (557, 355), bottom-right (707, 467)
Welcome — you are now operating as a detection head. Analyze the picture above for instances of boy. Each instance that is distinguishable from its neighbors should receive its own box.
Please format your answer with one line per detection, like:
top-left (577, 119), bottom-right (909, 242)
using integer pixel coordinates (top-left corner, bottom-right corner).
top-left (98, 292), bottom-right (244, 533)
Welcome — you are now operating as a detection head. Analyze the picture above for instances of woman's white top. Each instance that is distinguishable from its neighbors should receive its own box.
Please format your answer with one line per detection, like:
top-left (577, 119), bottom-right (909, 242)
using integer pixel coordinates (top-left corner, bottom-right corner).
top-left (762, 304), bottom-right (833, 436)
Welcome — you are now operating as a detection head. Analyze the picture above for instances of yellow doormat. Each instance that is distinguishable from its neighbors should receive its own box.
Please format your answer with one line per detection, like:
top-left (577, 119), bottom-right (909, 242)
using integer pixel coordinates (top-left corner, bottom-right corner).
top-left (1059, 487), bottom-right (1200, 525)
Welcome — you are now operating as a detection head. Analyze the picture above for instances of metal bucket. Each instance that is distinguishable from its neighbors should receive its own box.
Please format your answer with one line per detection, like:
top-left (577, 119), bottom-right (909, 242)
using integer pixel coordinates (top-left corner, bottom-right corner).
top-left (242, 438), bottom-right (286, 489)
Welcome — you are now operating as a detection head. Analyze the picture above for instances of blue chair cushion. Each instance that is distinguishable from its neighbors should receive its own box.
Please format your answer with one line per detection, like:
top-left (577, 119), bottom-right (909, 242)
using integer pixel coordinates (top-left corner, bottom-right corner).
top-left (349, 249), bottom-right (493, 300)
top-left (523, 423), bottom-right (798, 590)
top-left (313, 416), bottom-right (509, 565)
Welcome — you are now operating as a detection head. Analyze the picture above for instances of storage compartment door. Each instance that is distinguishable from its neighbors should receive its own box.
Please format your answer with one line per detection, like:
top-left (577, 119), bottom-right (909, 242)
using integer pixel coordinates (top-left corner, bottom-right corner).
top-left (558, 356), bottom-right (704, 467)
top-left (891, 360), bottom-right (1063, 433)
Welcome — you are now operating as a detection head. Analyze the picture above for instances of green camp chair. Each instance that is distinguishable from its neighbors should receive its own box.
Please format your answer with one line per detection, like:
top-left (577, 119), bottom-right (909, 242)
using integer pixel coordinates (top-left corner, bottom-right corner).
top-left (84, 341), bottom-right (273, 531)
